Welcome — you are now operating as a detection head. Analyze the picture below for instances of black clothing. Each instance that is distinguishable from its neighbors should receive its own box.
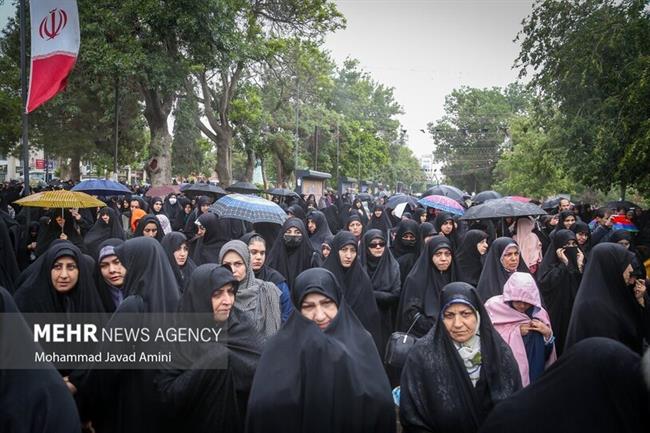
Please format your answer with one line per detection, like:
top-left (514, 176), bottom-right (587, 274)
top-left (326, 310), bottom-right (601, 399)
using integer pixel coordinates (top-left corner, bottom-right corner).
top-left (476, 237), bottom-right (529, 302)
top-left (323, 231), bottom-right (383, 352)
top-left (360, 229), bottom-right (401, 351)
top-left (83, 207), bottom-right (125, 258)
top-left (192, 212), bottom-right (226, 266)
top-left (434, 212), bottom-right (460, 250)
top-left (537, 229), bottom-right (582, 355)
top-left (397, 235), bottom-right (458, 337)
top-left (161, 232), bottom-right (196, 293)
top-left (36, 210), bottom-right (87, 256)
top-left (93, 238), bottom-right (126, 313)
top-left (565, 243), bottom-right (650, 355)
top-left (246, 268), bottom-right (395, 433)
top-left (400, 282), bottom-right (522, 433)
top-left (133, 214), bottom-right (164, 242)
top-left (0, 287), bottom-right (82, 433)
top-left (183, 196), bottom-right (211, 237)
top-left (307, 210), bottom-right (333, 251)
top-left (479, 337), bottom-right (650, 433)
top-left (0, 217), bottom-right (20, 293)
top-left (456, 230), bottom-right (488, 287)
top-left (163, 196), bottom-right (184, 231)
top-left (266, 217), bottom-right (317, 290)
top-left (156, 264), bottom-right (263, 433)
top-left (391, 219), bottom-right (421, 287)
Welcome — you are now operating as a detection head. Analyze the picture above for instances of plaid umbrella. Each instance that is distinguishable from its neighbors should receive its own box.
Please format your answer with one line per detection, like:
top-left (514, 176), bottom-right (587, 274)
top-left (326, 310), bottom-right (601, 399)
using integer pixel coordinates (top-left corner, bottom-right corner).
top-left (209, 194), bottom-right (287, 225)
top-left (72, 179), bottom-right (132, 196)
top-left (14, 190), bottom-right (106, 208)
top-left (418, 195), bottom-right (465, 216)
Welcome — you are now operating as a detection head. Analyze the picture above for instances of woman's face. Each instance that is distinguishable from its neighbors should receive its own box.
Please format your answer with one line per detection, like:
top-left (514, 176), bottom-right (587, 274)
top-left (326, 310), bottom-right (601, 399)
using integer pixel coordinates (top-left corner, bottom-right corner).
top-left (617, 239), bottom-right (631, 250)
top-left (307, 219), bottom-right (317, 234)
top-left (184, 204), bottom-right (192, 214)
top-left (221, 251), bottom-right (247, 282)
top-left (563, 215), bottom-right (576, 229)
top-left (55, 215), bottom-right (65, 228)
top-left (576, 231), bottom-right (588, 246)
top-left (153, 201), bottom-right (163, 212)
top-left (142, 222), bottom-right (158, 238)
top-left (51, 256), bottom-right (79, 293)
top-left (442, 303), bottom-right (478, 344)
top-left (501, 246), bottom-right (520, 272)
top-left (440, 220), bottom-right (454, 235)
top-left (338, 245), bottom-right (357, 268)
top-left (431, 248), bottom-right (452, 271)
top-left (348, 221), bottom-right (363, 237)
top-left (173, 243), bottom-right (189, 267)
top-left (477, 238), bottom-right (488, 255)
top-left (367, 238), bottom-right (385, 258)
top-left (300, 292), bottom-right (338, 330)
top-left (511, 300), bottom-right (533, 314)
top-left (374, 209), bottom-right (383, 219)
top-left (200, 204), bottom-right (210, 214)
top-left (100, 213), bottom-right (110, 224)
top-left (248, 240), bottom-right (266, 271)
top-left (321, 244), bottom-right (331, 258)
top-left (420, 213), bottom-right (427, 223)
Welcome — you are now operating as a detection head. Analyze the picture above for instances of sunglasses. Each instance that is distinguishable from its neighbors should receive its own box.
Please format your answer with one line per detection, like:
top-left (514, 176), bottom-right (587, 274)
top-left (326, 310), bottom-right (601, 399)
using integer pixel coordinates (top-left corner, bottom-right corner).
top-left (369, 242), bottom-right (386, 249)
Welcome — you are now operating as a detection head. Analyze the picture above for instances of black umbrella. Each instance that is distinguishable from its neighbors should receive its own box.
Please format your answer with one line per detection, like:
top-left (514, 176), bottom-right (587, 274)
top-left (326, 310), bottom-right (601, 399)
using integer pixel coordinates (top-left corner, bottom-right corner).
top-left (226, 181), bottom-right (261, 194)
top-left (356, 193), bottom-right (373, 202)
top-left (266, 188), bottom-right (300, 198)
top-left (183, 183), bottom-right (228, 198)
top-left (541, 196), bottom-right (564, 211)
top-left (386, 194), bottom-right (418, 210)
top-left (424, 184), bottom-right (468, 205)
top-left (606, 200), bottom-right (639, 210)
top-left (473, 190), bottom-right (502, 204)
top-left (460, 198), bottom-right (547, 220)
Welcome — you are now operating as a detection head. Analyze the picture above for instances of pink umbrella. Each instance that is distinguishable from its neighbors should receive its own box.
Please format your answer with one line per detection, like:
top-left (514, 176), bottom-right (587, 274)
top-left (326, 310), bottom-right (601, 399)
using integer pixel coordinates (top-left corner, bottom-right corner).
top-left (418, 194), bottom-right (465, 216)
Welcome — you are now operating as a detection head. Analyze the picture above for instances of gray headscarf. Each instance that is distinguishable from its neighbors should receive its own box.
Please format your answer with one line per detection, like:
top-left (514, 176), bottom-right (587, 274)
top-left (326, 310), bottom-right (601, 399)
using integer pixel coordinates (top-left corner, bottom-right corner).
top-left (219, 240), bottom-right (281, 336)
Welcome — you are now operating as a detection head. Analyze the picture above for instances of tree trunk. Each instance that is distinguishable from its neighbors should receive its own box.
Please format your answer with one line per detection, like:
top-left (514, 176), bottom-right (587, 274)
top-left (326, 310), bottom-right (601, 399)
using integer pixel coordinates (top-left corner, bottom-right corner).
top-left (619, 182), bottom-right (626, 201)
top-left (69, 152), bottom-right (81, 181)
top-left (146, 123), bottom-right (173, 186)
top-left (244, 148), bottom-right (255, 182)
top-left (276, 154), bottom-right (288, 186)
top-left (215, 127), bottom-right (232, 186)
top-left (260, 155), bottom-right (267, 189)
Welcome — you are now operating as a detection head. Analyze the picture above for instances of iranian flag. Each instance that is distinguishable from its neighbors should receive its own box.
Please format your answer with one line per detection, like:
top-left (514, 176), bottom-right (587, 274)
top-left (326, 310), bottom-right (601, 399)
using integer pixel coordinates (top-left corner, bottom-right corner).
top-left (27, 0), bottom-right (80, 113)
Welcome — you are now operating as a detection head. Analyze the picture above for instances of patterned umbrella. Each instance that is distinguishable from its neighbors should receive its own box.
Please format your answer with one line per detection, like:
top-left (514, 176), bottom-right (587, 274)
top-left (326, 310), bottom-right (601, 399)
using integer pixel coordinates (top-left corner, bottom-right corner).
top-left (72, 179), bottom-right (132, 196)
top-left (418, 194), bottom-right (465, 216)
top-left (14, 190), bottom-right (106, 208)
top-left (423, 185), bottom-right (468, 205)
top-left (209, 194), bottom-right (287, 225)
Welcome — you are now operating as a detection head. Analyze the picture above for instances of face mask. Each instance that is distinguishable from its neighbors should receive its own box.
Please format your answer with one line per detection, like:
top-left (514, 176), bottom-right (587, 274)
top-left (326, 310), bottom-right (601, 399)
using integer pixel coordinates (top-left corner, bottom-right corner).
top-left (168, 197), bottom-right (177, 205)
top-left (564, 246), bottom-right (578, 265)
top-left (284, 234), bottom-right (303, 248)
top-left (402, 239), bottom-right (416, 248)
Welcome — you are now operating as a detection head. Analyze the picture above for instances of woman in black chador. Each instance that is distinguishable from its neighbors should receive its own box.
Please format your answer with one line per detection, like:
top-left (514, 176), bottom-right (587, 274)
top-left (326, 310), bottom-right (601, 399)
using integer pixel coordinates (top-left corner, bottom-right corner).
top-left (246, 268), bottom-right (395, 433)
top-left (156, 264), bottom-right (263, 433)
top-left (400, 282), bottom-right (521, 433)
top-left (266, 217), bottom-right (318, 290)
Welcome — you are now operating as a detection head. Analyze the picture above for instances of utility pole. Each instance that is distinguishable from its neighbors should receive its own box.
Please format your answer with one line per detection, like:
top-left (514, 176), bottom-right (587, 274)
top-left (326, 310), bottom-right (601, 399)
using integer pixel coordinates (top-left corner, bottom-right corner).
top-left (113, 75), bottom-right (120, 180)
top-left (19, 0), bottom-right (29, 195)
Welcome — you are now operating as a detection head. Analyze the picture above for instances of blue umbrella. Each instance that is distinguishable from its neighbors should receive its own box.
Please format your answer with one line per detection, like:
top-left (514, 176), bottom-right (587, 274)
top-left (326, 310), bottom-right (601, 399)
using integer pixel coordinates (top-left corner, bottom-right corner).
top-left (209, 193), bottom-right (287, 225)
top-left (71, 179), bottom-right (131, 196)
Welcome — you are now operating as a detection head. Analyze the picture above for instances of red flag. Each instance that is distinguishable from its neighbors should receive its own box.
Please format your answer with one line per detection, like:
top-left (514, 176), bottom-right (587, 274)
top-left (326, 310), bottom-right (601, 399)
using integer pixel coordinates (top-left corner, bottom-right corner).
top-left (27, 0), bottom-right (80, 113)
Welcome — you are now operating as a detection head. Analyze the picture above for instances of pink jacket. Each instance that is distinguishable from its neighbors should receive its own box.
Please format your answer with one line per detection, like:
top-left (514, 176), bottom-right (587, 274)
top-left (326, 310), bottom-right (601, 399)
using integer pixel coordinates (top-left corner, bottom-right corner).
top-left (485, 272), bottom-right (557, 386)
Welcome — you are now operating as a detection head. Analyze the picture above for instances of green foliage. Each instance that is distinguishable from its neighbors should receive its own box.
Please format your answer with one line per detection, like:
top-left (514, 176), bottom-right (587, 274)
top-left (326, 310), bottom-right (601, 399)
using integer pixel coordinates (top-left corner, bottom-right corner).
top-left (172, 93), bottom-right (204, 176)
top-left (516, 0), bottom-right (650, 194)
top-left (428, 84), bottom-right (531, 193)
top-left (0, 17), bottom-right (19, 155)
top-left (493, 116), bottom-right (575, 198)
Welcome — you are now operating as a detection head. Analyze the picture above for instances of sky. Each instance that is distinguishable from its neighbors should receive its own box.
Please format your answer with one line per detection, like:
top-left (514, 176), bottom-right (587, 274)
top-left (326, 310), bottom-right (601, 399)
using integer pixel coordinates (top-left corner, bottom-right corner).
top-left (0, 0), bottom-right (536, 158)
top-left (324, 0), bottom-right (535, 157)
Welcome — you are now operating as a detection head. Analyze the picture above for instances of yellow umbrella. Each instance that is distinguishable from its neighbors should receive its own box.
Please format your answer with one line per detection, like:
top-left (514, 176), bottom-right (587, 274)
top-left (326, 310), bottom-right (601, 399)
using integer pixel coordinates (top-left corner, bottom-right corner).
top-left (13, 190), bottom-right (106, 208)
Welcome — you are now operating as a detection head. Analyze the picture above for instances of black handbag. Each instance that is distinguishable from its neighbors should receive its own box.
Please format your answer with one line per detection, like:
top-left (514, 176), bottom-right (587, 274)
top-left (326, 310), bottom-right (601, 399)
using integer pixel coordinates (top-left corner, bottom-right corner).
top-left (384, 313), bottom-right (422, 369)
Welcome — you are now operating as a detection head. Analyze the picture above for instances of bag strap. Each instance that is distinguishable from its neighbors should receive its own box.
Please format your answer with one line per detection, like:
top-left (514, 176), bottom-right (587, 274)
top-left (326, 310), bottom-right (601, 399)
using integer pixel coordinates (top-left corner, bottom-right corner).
top-left (402, 313), bottom-right (422, 342)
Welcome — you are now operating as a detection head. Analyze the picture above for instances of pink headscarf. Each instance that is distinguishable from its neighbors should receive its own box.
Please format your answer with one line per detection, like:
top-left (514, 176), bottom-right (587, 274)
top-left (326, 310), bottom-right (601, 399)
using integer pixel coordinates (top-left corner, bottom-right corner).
top-left (484, 272), bottom-right (556, 386)
top-left (512, 217), bottom-right (542, 270)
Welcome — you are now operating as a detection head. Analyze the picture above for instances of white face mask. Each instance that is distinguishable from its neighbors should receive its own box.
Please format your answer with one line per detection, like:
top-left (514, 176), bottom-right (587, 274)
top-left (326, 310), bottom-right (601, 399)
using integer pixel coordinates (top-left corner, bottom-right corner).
top-left (168, 197), bottom-right (177, 205)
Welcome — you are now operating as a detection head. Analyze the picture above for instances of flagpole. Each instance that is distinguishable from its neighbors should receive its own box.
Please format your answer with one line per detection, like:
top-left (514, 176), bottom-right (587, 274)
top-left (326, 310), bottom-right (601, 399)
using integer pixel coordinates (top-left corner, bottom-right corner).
top-left (19, 0), bottom-right (30, 196)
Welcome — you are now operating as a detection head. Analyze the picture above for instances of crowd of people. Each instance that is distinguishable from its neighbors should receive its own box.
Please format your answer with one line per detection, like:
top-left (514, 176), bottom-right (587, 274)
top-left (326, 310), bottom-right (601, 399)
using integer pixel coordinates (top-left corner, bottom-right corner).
top-left (0, 182), bottom-right (649, 433)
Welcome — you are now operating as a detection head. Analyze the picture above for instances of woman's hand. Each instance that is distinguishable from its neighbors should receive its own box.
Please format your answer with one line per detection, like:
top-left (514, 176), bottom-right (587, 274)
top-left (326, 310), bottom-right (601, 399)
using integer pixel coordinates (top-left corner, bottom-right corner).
top-left (530, 319), bottom-right (552, 340)
top-left (576, 249), bottom-right (585, 272)
top-left (556, 248), bottom-right (568, 265)
top-left (634, 279), bottom-right (646, 307)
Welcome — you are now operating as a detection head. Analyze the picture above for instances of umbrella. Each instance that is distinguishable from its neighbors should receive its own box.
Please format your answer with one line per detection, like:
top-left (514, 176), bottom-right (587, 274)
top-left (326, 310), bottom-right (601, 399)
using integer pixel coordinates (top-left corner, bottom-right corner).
top-left (209, 194), bottom-right (287, 225)
top-left (473, 190), bottom-right (502, 204)
top-left (606, 201), bottom-right (639, 210)
top-left (541, 196), bottom-right (571, 211)
top-left (611, 215), bottom-right (639, 232)
top-left (418, 195), bottom-right (465, 216)
top-left (266, 188), bottom-right (299, 198)
top-left (386, 194), bottom-right (418, 210)
top-left (503, 195), bottom-right (532, 203)
top-left (183, 183), bottom-right (228, 198)
top-left (460, 198), bottom-right (546, 220)
top-left (72, 179), bottom-right (132, 196)
top-left (145, 185), bottom-right (180, 198)
top-left (14, 190), bottom-right (106, 208)
top-left (423, 185), bottom-right (468, 205)
top-left (226, 181), bottom-right (261, 194)
top-left (356, 193), bottom-right (373, 202)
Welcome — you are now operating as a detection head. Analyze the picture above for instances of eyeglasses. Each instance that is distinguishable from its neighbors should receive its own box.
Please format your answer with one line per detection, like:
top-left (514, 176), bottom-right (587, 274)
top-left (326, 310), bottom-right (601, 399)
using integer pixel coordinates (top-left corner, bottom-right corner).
top-left (369, 242), bottom-right (386, 249)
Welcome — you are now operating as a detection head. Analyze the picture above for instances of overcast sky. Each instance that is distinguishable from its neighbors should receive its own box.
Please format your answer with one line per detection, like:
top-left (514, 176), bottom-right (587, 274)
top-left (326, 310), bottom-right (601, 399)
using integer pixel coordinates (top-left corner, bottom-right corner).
top-left (1, 0), bottom-right (535, 157)
top-left (324, 0), bottom-right (535, 157)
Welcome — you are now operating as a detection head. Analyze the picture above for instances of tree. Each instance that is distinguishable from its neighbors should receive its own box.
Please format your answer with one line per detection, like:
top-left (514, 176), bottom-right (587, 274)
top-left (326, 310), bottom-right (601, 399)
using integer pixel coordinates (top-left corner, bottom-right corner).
top-left (193, 0), bottom-right (344, 186)
top-left (515, 0), bottom-right (650, 195)
top-left (493, 115), bottom-right (575, 198)
top-left (427, 84), bottom-right (532, 193)
top-left (172, 93), bottom-right (204, 177)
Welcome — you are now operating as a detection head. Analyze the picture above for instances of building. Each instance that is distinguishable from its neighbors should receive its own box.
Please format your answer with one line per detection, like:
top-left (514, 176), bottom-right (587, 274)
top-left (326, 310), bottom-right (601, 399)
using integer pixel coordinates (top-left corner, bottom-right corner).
top-left (419, 154), bottom-right (436, 182)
